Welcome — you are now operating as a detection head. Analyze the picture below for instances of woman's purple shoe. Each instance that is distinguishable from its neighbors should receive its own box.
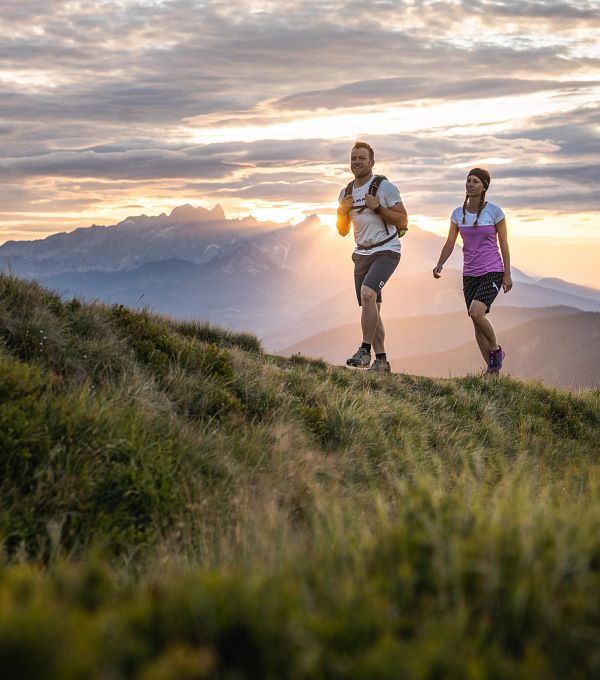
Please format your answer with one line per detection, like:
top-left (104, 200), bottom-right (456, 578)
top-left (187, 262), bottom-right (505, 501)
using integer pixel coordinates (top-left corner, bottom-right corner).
top-left (487, 346), bottom-right (505, 374)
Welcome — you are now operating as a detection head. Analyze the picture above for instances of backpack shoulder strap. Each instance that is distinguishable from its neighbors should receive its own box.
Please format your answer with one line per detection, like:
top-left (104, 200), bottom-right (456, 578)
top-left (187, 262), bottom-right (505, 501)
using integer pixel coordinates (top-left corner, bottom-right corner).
top-left (368, 175), bottom-right (387, 196)
top-left (369, 175), bottom-right (391, 234)
top-left (343, 181), bottom-right (354, 198)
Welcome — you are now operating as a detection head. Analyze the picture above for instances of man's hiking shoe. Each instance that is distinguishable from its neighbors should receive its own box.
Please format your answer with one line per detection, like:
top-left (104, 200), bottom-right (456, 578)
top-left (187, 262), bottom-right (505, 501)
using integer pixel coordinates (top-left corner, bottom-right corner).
top-left (367, 358), bottom-right (391, 373)
top-left (346, 347), bottom-right (371, 368)
top-left (487, 346), bottom-right (505, 375)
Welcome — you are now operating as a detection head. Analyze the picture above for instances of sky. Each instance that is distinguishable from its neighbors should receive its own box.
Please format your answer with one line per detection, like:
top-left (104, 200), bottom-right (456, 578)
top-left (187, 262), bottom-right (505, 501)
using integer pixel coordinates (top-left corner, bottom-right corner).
top-left (1, 0), bottom-right (599, 287)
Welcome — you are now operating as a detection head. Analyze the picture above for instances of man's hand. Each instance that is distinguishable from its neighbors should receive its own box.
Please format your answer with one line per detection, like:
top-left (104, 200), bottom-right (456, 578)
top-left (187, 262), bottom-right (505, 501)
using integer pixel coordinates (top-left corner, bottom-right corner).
top-left (432, 264), bottom-right (443, 279)
top-left (336, 196), bottom-right (353, 236)
top-left (502, 272), bottom-right (513, 293)
top-left (338, 195), bottom-right (353, 215)
top-left (364, 194), bottom-right (380, 211)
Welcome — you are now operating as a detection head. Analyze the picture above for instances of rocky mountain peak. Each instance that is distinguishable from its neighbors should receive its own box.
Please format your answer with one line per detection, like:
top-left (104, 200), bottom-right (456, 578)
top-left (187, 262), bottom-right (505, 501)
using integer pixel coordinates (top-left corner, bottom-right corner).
top-left (169, 203), bottom-right (225, 223)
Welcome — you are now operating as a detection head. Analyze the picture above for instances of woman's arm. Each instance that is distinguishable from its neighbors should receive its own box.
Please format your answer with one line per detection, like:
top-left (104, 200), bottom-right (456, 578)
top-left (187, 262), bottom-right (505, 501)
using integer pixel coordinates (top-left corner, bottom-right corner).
top-left (433, 221), bottom-right (459, 277)
top-left (496, 218), bottom-right (513, 292)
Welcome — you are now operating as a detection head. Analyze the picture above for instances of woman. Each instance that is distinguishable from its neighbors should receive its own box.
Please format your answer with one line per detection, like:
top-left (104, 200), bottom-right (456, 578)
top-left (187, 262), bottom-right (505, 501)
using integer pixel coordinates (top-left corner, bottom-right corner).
top-left (433, 168), bottom-right (512, 374)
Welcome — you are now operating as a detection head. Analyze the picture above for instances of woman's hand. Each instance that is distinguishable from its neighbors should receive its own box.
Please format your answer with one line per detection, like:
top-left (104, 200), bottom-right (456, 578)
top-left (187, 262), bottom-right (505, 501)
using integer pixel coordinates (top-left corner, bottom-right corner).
top-left (502, 272), bottom-right (513, 293)
top-left (432, 264), bottom-right (443, 279)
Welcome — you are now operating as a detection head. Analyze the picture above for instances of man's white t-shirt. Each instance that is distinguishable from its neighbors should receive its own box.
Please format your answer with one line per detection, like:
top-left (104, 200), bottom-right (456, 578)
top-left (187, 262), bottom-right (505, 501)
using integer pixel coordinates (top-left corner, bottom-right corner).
top-left (338, 177), bottom-right (402, 255)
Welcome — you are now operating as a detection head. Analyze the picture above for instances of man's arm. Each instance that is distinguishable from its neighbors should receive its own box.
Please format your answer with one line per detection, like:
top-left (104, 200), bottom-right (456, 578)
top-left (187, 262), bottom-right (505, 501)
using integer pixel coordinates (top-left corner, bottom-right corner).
top-left (379, 202), bottom-right (408, 230)
top-left (364, 192), bottom-right (408, 230)
top-left (336, 194), bottom-right (353, 236)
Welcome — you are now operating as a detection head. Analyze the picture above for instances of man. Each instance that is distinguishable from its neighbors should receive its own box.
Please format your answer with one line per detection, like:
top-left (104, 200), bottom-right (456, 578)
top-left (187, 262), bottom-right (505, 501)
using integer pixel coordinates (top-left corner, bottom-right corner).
top-left (337, 141), bottom-right (408, 372)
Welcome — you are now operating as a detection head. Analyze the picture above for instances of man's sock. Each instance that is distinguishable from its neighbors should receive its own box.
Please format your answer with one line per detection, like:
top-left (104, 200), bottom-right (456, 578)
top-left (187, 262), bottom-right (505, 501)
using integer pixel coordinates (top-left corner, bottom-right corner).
top-left (361, 342), bottom-right (372, 352)
top-left (376, 352), bottom-right (387, 361)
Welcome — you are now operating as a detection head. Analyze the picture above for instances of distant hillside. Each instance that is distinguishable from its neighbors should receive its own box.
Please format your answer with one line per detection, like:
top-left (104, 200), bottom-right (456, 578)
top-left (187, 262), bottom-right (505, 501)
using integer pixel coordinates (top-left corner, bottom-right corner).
top-left (393, 312), bottom-right (600, 389)
top-left (1, 272), bottom-right (599, 678)
top-left (280, 305), bottom-right (582, 362)
top-left (266, 268), bottom-right (600, 348)
top-left (536, 276), bottom-right (600, 302)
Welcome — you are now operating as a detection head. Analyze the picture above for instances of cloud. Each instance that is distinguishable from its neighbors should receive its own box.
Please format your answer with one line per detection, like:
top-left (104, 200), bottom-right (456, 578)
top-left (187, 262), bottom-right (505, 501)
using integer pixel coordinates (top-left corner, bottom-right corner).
top-left (0, 148), bottom-right (240, 181)
top-left (272, 78), bottom-right (599, 112)
top-left (476, 0), bottom-right (599, 20)
top-left (0, 0), bottom-right (599, 241)
top-left (0, 119), bottom-right (596, 214)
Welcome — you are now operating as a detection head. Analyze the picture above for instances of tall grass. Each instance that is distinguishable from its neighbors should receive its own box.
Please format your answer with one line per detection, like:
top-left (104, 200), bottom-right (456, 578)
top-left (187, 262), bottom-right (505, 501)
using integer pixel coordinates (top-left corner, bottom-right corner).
top-left (0, 272), bottom-right (599, 677)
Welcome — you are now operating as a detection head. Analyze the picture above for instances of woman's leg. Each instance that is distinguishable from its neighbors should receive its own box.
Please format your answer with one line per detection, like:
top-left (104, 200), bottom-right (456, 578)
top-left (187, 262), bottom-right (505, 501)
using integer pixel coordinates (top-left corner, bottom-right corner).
top-left (468, 300), bottom-right (499, 362)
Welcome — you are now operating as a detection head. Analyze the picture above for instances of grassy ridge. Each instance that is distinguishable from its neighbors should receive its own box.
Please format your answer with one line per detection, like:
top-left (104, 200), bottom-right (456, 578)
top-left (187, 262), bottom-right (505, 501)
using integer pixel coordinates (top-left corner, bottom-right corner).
top-left (1, 272), bottom-right (599, 678)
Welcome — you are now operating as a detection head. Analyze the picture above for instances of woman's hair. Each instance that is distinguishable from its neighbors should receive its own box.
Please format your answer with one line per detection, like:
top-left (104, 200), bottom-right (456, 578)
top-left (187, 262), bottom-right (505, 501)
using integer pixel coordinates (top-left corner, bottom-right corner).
top-left (461, 191), bottom-right (486, 227)
top-left (462, 167), bottom-right (490, 228)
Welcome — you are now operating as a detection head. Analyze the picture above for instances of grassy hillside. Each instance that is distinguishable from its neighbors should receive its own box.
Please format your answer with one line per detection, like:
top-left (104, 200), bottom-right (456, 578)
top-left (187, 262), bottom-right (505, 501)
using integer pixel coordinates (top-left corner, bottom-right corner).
top-left (1, 272), bottom-right (599, 679)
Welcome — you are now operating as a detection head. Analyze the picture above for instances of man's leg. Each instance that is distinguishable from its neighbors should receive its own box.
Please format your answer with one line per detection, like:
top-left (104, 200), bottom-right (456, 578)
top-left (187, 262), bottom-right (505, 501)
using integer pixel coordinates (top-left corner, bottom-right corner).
top-left (348, 252), bottom-right (398, 369)
top-left (362, 292), bottom-right (392, 372)
top-left (360, 252), bottom-right (399, 348)
top-left (372, 303), bottom-right (385, 355)
top-left (360, 285), bottom-right (379, 345)
top-left (468, 300), bottom-right (499, 362)
top-left (366, 300), bottom-right (392, 373)
top-left (347, 257), bottom-right (375, 367)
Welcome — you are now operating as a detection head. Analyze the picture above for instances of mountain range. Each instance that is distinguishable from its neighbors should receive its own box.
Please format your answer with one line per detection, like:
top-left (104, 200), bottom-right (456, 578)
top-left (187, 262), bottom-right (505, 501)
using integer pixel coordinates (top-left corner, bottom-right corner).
top-left (0, 205), bottom-right (275, 275)
top-left (1, 204), bottom-right (599, 387)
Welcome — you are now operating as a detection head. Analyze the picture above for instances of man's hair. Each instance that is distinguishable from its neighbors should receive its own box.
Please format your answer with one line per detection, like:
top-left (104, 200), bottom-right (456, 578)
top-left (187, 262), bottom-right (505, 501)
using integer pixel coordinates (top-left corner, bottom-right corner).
top-left (352, 141), bottom-right (374, 162)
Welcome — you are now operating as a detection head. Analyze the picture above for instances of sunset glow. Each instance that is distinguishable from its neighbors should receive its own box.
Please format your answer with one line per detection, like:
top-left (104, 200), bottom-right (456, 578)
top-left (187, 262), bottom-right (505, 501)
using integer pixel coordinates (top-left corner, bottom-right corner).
top-left (0, 0), bottom-right (598, 288)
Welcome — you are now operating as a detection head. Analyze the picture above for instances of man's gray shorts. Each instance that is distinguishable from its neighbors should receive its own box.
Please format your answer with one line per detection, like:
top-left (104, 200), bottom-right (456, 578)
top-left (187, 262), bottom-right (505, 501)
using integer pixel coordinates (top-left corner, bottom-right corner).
top-left (352, 250), bottom-right (401, 306)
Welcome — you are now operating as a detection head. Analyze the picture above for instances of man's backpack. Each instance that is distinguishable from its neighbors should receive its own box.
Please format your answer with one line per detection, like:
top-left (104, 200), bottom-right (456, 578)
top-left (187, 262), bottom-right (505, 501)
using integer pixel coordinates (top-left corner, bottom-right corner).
top-left (343, 175), bottom-right (408, 246)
